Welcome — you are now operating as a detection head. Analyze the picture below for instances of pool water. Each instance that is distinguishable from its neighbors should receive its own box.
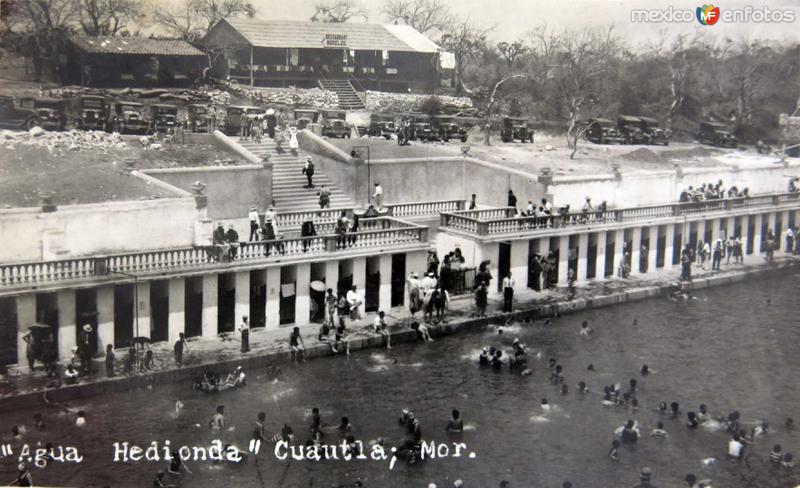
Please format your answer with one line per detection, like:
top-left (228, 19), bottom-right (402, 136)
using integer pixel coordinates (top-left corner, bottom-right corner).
top-left (1, 272), bottom-right (799, 487)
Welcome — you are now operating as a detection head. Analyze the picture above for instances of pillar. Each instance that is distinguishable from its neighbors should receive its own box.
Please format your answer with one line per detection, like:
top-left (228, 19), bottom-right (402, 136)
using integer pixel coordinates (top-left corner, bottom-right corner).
top-left (557, 235), bottom-right (569, 285)
top-left (235, 271), bottom-right (251, 327)
top-left (97, 286), bottom-right (115, 354)
top-left (406, 250), bottom-right (428, 305)
top-left (726, 217), bottom-right (735, 239)
top-left (647, 226), bottom-right (658, 273)
top-left (168, 278), bottom-right (185, 345)
top-left (613, 229), bottom-right (625, 277)
top-left (595, 231), bottom-right (607, 278)
top-left (295, 263), bottom-right (311, 326)
top-left (630, 227), bottom-right (642, 274)
top-left (664, 224), bottom-right (675, 268)
top-left (352, 257), bottom-right (366, 318)
top-left (696, 219), bottom-right (707, 244)
top-left (781, 209), bottom-right (790, 239)
top-left (768, 212), bottom-right (778, 250)
top-left (577, 233), bottom-right (589, 281)
top-left (510, 240), bottom-right (529, 285)
top-left (57, 289), bottom-right (77, 360)
top-left (752, 214), bottom-right (763, 254)
top-left (16, 294), bottom-right (36, 367)
top-left (265, 268), bottom-right (281, 330)
top-left (378, 255), bottom-right (392, 312)
top-left (135, 281), bottom-right (151, 339)
top-left (201, 274), bottom-right (218, 338)
top-left (710, 218), bottom-right (721, 244)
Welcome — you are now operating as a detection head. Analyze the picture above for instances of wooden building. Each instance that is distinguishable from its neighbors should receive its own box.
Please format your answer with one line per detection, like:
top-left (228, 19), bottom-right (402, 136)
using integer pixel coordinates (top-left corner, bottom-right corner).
top-left (205, 18), bottom-right (441, 93)
top-left (63, 37), bottom-right (206, 88)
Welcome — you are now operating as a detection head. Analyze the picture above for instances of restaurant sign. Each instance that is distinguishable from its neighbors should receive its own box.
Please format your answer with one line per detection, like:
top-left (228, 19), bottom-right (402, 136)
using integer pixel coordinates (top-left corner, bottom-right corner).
top-left (321, 34), bottom-right (348, 48)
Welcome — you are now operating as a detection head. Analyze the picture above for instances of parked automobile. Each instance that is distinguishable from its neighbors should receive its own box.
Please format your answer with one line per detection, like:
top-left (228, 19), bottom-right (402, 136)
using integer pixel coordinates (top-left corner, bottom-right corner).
top-left (75, 95), bottom-right (110, 131)
top-left (368, 114), bottom-right (396, 139)
top-left (698, 121), bottom-right (738, 148)
top-left (223, 105), bottom-right (265, 136)
top-left (294, 108), bottom-right (320, 130)
top-left (617, 115), bottom-right (647, 144)
top-left (187, 103), bottom-right (213, 133)
top-left (30, 98), bottom-right (67, 131)
top-left (0, 95), bottom-right (41, 130)
top-left (320, 109), bottom-right (350, 138)
top-left (149, 104), bottom-right (179, 133)
top-left (110, 101), bottom-right (148, 134)
top-left (585, 118), bottom-right (623, 144)
top-left (500, 117), bottom-right (534, 143)
top-left (637, 116), bottom-right (670, 145)
top-left (432, 115), bottom-right (468, 142)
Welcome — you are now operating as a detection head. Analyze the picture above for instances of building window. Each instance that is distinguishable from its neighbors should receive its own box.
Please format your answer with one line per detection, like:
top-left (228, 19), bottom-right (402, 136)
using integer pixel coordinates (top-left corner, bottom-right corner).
top-left (289, 48), bottom-right (299, 67)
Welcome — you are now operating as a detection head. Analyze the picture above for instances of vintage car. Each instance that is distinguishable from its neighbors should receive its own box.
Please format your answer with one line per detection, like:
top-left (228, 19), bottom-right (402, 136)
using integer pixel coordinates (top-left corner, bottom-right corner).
top-left (75, 95), bottom-right (110, 131)
top-left (585, 118), bottom-right (623, 144)
top-left (637, 116), bottom-right (670, 145)
top-left (223, 105), bottom-right (265, 135)
top-left (149, 103), bottom-right (179, 133)
top-left (294, 108), bottom-right (320, 130)
top-left (320, 109), bottom-right (350, 138)
top-left (29, 98), bottom-right (67, 131)
top-left (187, 103), bottom-right (213, 133)
top-left (500, 117), bottom-right (534, 143)
top-left (432, 115), bottom-right (468, 142)
top-left (617, 115), bottom-right (647, 144)
top-left (0, 95), bottom-right (41, 130)
top-left (698, 121), bottom-right (738, 148)
top-left (368, 114), bottom-right (396, 139)
top-left (110, 101), bottom-right (148, 134)
top-left (407, 114), bottom-right (435, 142)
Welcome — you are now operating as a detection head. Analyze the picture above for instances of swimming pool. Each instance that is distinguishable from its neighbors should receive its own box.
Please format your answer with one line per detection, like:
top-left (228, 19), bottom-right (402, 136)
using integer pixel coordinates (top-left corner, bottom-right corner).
top-left (1, 271), bottom-right (799, 487)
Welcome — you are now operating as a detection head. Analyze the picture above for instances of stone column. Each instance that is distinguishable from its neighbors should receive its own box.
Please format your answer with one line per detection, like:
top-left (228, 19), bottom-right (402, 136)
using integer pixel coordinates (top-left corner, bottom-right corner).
top-left (726, 217), bottom-right (735, 239)
top-left (696, 219), bottom-right (707, 245)
top-left (647, 226), bottom-right (658, 273)
top-left (235, 271), bottom-right (251, 327)
top-left (97, 286), bottom-right (115, 354)
top-left (752, 214), bottom-right (763, 254)
top-left (135, 281), bottom-right (151, 339)
top-left (265, 268), bottom-right (281, 330)
top-left (378, 255), bottom-right (393, 312)
top-left (352, 257), bottom-right (367, 318)
top-left (781, 209), bottom-right (790, 242)
top-left (201, 274), bottom-right (218, 338)
top-left (16, 294), bottom-right (36, 367)
top-left (295, 263), bottom-right (311, 326)
top-left (325, 261), bottom-right (339, 296)
top-left (168, 278), bottom-right (185, 345)
top-left (595, 231), bottom-right (607, 278)
top-left (710, 218), bottom-right (721, 244)
top-left (768, 212), bottom-right (778, 250)
top-left (405, 250), bottom-right (428, 306)
top-left (57, 289), bottom-right (77, 360)
top-left (577, 233), bottom-right (589, 281)
top-left (630, 227), bottom-right (642, 274)
top-left (664, 224), bottom-right (676, 268)
top-left (510, 239), bottom-right (529, 287)
top-left (557, 235), bottom-right (569, 285)
top-left (613, 229), bottom-right (625, 277)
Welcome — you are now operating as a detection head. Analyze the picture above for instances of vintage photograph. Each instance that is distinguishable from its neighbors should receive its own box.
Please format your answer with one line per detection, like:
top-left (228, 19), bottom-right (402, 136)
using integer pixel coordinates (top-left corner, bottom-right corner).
top-left (0, 0), bottom-right (799, 486)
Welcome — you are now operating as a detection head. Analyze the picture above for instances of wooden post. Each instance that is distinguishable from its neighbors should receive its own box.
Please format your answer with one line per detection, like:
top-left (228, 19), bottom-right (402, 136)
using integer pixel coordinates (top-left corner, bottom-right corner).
top-left (250, 46), bottom-right (254, 86)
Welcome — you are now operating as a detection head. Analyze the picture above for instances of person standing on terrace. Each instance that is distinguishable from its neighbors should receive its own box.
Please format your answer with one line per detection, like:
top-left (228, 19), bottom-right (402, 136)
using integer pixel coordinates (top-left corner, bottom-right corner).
top-left (372, 182), bottom-right (383, 209)
top-left (248, 205), bottom-right (260, 241)
top-left (469, 194), bottom-right (477, 210)
top-left (507, 190), bottom-right (517, 211)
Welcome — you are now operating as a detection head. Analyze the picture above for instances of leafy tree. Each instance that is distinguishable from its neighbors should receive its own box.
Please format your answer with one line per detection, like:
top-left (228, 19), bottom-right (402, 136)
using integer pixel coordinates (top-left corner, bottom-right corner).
top-left (439, 18), bottom-right (491, 96)
top-left (78, 0), bottom-right (144, 36)
top-left (311, 0), bottom-right (368, 23)
top-left (382, 0), bottom-right (452, 35)
top-left (153, 0), bottom-right (255, 42)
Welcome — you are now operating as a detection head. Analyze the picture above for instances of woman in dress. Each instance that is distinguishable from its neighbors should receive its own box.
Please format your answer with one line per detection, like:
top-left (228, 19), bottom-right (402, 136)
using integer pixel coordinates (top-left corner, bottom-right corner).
top-left (288, 125), bottom-right (299, 155)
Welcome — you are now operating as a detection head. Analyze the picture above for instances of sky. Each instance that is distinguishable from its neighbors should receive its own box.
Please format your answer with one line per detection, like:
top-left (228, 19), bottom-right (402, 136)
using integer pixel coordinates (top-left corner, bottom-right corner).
top-left (238, 0), bottom-right (800, 44)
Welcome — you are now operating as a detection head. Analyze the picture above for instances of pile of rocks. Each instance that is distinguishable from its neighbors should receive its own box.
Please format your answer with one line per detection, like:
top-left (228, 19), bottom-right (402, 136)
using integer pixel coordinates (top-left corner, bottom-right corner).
top-left (364, 91), bottom-right (474, 115)
top-left (226, 84), bottom-right (339, 108)
top-left (0, 127), bottom-right (128, 152)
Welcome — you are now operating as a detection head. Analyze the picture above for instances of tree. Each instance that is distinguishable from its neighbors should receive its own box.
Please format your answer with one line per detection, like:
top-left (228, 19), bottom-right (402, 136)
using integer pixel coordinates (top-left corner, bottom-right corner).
top-left (78, 0), bottom-right (143, 36)
top-left (153, 0), bottom-right (255, 42)
top-left (382, 0), bottom-right (452, 35)
top-left (496, 41), bottom-right (526, 72)
top-left (439, 19), bottom-right (491, 95)
top-left (311, 0), bottom-right (368, 23)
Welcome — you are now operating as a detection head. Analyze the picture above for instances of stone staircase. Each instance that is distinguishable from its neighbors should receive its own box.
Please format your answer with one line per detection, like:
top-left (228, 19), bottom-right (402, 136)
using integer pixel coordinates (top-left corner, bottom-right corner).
top-left (318, 79), bottom-right (366, 110)
top-left (238, 138), bottom-right (355, 212)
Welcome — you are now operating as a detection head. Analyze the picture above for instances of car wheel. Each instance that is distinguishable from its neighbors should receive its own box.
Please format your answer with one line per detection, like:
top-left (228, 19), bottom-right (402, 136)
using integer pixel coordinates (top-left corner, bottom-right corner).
top-left (461, 137), bottom-right (468, 143)
top-left (714, 139), bottom-right (721, 147)
top-left (502, 137), bottom-right (510, 143)
top-left (25, 118), bottom-right (40, 130)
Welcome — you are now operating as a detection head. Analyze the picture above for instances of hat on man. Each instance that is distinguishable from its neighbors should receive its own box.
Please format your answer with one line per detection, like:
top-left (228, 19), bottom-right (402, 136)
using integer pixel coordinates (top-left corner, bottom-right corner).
top-left (640, 467), bottom-right (652, 480)
top-left (306, 156), bottom-right (313, 162)
top-left (427, 272), bottom-right (434, 277)
top-left (250, 205), bottom-right (257, 211)
top-left (512, 338), bottom-right (519, 345)
top-left (82, 324), bottom-right (93, 333)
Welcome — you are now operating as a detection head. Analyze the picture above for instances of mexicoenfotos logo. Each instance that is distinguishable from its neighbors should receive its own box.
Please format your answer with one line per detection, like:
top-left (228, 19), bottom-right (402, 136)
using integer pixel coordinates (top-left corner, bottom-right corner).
top-left (696, 4), bottom-right (721, 25)
top-left (631, 5), bottom-right (796, 23)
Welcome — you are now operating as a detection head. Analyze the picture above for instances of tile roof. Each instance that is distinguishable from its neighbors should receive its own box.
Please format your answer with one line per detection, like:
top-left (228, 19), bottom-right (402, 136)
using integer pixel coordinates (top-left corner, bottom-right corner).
top-left (219, 18), bottom-right (439, 53)
top-left (70, 36), bottom-right (205, 56)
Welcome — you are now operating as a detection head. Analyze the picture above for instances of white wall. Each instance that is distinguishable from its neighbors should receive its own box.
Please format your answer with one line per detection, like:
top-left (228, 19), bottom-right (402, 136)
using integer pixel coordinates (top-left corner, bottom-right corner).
top-left (0, 197), bottom-right (202, 263)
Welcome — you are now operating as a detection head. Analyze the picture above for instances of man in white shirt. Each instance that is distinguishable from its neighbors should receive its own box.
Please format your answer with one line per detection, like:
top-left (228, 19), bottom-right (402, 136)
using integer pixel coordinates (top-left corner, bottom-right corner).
top-left (346, 285), bottom-right (362, 321)
top-left (421, 272), bottom-right (437, 293)
top-left (372, 310), bottom-right (391, 349)
top-left (502, 272), bottom-right (515, 312)
top-left (248, 205), bottom-right (260, 241)
top-left (263, 205), bottom-right (276, 227)
top-left (239, 315), bottom-right (250, 353)
top-left (372, 182), bottom-right (384, 209)
top-left (727, 434), bottom-right (744, 459)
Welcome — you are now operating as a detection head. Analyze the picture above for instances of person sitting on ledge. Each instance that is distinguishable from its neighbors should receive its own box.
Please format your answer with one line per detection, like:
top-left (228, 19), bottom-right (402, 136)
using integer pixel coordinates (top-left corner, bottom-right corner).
top-left (63, 363), bottom-right (79, 385)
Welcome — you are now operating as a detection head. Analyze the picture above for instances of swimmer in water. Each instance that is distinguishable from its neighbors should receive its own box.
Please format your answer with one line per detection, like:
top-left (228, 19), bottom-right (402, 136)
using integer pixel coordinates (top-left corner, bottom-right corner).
top-left (640, 364), bottom-right (650, 376)
top-left (687, 412), bottom-right (699, 429)
top-left (548, 358), bottom-right (557, 370)
top-left (670, 402), bottom-right (680, 418)
top-left (541, 398), bottom-right (550, 411)
top-left (752, 420), bottom-right (769, 437)
top-left (478, 348), bottom-right (489, 366)
top-left (209, 405), bottom-right (224, 431)
top-left (579, 320), bottom-right (592, 336)
top-left (168, 449), bottom-right (192, 475)
top-left (786, 417), bottom-right (795, 431)
top-left (587, 364), bottom-right (595, 372)
top-left (175, 401), bottom-right (184, 419)
top-left (617, 420), bottom-right (640, 443)
top-left (577, 381), bottom-right (588, 393)
top-left (628, 379), bottom-right (637, 396)
top-left (446, 409), bottom-right (464, 433)
top-left (561, 384), bottom-right (569, 395)
top-left (651, 421), bottom-right (668, 439)
top-left (75, 410), bottom-right (87, 427)
top-left (770, 444), bottom-right (783, 464)
top-left (658, 402), bottom-right (668, 414)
